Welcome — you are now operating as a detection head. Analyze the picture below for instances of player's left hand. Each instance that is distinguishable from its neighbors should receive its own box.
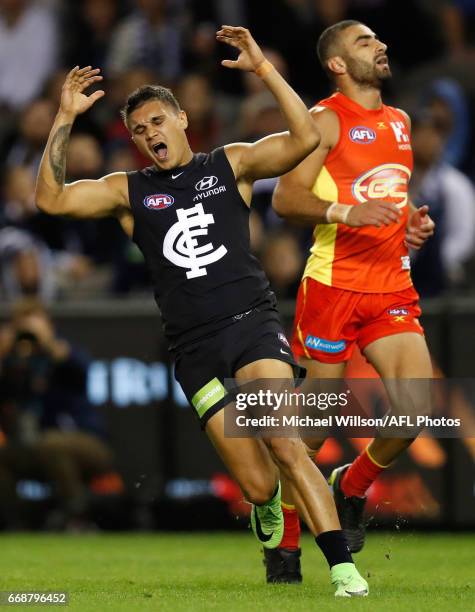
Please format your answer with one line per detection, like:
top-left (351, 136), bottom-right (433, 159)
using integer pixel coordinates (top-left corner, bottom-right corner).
top-left (405, 205), bottom-right (435, 249)
top-left (216, 26), bottom-right (265, 72)
top-left (60, 66), bottom-right (104, 118)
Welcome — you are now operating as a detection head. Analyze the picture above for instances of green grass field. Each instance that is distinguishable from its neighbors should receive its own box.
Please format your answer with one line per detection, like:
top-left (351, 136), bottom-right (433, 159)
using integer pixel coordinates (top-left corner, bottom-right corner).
top-left (0, 532), bottom-right (473, 611)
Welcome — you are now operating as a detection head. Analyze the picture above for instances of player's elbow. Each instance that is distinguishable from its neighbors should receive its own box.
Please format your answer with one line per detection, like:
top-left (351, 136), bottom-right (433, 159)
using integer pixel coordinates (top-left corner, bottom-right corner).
top-left (272, 183), bottom-right (292, 218)
top-left (35, 196), bottom-right (56, 215)
top-left (300, 122), bottom-right (321, 155)
top-left (35, 190), bottom-right (63, 216)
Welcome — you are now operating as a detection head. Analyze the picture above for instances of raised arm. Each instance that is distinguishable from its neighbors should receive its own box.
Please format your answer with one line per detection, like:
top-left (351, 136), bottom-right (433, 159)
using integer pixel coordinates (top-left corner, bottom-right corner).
top-left (273, 107), bottom-right (403, 228)
top-left (35, 66), bottom-right (129, 219)
top-left (216, 26), bottom-right (320, 182)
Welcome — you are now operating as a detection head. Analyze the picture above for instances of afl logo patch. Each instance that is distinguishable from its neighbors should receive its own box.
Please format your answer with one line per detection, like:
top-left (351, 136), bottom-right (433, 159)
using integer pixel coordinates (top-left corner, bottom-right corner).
top-left (388, 308), bottom-right (409, 316)
top-left (143, 194), bottom-right (174, 210)
top-left (349, 126), bottom-right (376, 144)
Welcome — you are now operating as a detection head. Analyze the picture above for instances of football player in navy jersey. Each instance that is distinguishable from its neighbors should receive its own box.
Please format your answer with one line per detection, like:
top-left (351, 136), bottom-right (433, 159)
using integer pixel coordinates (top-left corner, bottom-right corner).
top-left (35, 26), bottom-right (368, 596)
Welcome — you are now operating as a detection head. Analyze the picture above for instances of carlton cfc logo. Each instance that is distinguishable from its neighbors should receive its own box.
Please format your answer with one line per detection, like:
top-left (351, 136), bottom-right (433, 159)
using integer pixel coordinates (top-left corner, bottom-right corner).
top-left (352, 163), bottom-right (411, 208)
top-left (143, 194), bottom-right (174, 210)
top-left (349, 126), bottom-right (376, 144)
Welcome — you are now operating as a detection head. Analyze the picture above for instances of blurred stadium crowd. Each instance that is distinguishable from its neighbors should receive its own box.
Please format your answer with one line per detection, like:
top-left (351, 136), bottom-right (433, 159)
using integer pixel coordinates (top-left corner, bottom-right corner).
top-left (1, 0), bottom-right (475, 532)
top-left (1, 0), bottom-right (475, 304)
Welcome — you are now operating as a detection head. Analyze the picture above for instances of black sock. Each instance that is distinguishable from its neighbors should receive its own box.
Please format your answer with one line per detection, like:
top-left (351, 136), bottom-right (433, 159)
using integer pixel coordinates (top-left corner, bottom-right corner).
top-left (315, 530), bottom-right (353, 568)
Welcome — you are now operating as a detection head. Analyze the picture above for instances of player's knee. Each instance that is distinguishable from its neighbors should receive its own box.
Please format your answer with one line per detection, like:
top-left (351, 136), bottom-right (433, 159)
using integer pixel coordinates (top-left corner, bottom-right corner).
top-left (302, 436), bottom-right (326, 457)
top-left (267, 438), bottom-right (304, 473)
top-left (241, 478), bottom-right (277, 506)
top-left (370, 437), bottom-right (416, 461)
top-left (393, 436), bottom-right (417, 450)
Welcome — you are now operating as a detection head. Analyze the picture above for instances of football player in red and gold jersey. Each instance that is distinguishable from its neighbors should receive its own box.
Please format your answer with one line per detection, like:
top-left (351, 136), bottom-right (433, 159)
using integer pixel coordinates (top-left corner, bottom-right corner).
top-left (268, 20), bottom-right (435, 583)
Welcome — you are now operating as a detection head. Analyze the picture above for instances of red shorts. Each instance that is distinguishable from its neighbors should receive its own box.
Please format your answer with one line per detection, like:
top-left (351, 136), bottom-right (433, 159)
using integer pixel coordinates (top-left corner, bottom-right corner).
top-left (291, 277), bottom-right (424, 364)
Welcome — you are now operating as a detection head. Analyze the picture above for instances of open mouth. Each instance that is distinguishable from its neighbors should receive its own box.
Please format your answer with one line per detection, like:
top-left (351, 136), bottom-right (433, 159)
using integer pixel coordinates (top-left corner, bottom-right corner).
top-left (376, 55), bottom-right (389, 67)
top-left (152, 142), bottom-right (168, 161)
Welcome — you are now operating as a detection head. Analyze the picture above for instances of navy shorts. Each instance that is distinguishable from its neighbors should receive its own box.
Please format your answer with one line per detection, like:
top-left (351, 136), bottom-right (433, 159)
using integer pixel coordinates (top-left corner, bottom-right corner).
top-left (172, 307), bottom-right (303, 428)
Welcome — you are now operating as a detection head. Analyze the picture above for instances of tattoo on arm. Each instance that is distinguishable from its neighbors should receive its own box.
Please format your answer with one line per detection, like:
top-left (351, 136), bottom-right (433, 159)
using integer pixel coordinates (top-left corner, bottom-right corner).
top-left (48, 124), bottom-right (72, 186)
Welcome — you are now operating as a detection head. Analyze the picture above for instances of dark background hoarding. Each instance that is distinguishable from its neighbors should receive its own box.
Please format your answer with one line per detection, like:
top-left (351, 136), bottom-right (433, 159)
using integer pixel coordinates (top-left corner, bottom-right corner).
top-left (1, 298), bottom-right (473, 527)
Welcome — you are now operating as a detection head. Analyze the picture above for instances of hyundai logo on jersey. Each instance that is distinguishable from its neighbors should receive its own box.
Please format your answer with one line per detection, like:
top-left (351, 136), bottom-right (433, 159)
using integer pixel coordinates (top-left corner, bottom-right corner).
top-left (195, 176), bottom-right (218, 191)
top-left (349, 126), bottom-right (377, 144)
top-left (143, 194), bottom-right (174, 210)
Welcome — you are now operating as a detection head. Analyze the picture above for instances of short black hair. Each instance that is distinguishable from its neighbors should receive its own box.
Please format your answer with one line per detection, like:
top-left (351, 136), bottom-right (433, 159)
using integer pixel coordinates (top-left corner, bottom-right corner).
top-left (317, 20), bottom-right (362, 74)
top-left (121, 85), bottom-right (181, 125)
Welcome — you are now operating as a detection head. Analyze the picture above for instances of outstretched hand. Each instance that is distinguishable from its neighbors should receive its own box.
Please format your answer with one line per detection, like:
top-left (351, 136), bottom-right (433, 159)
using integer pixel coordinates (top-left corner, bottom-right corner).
top-left (60, 66), bottom-right (105, 117)
top-left (405, 205), bottom-right (435, 249)
top-left (216, 26), bottom-right (266, 72)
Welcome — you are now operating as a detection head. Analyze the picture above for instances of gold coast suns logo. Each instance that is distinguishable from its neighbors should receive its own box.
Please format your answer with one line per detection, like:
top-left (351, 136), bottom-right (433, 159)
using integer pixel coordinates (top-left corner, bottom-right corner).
top-left (352, 163), bottom-right (411, 208)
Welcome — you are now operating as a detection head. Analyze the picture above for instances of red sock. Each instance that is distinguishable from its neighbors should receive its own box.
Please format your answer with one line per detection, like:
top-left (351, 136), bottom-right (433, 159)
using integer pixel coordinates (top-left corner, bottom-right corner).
top-left (279, 504), bottom-right (301, 550)
top-left (341, 449), bottom-right (387, 498)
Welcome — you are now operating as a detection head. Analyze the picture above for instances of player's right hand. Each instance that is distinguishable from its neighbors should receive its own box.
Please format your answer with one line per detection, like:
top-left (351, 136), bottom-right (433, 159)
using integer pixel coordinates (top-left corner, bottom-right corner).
top-left (346, 200), bottom-right (402, 228)
top-left (216, 26), bottom-right (266, 72)
top-left (60, 66), bottom-right (105, 118)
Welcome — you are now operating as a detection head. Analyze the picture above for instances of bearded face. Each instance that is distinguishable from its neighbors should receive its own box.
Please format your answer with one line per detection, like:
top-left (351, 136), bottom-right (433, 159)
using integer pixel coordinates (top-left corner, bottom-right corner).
top-left (342, 52), bottom-right (392, 89)
top-left (327, 24), bottom-right (392, 89)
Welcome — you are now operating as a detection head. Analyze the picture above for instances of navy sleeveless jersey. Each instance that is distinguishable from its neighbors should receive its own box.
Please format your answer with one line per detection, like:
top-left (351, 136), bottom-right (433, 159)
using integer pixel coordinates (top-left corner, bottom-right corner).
top-left (127, 147), bottom-right (274, 348)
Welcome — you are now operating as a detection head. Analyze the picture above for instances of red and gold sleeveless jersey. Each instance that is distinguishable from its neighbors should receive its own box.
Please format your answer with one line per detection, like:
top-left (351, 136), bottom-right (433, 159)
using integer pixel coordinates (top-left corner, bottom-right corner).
top-left (303, 92), bottom-right (413, 292)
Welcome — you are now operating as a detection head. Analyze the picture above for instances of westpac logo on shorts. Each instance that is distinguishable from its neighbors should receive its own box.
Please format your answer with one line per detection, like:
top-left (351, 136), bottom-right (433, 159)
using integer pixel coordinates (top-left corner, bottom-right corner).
top-left (352, 163), bottom-right (411, 209)
top-left (349, 126), bottom-right (376, 144)
top-left (305, 335), bottom-right (346, 353)
top-left (143, 193), bottom-right (174, 210)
